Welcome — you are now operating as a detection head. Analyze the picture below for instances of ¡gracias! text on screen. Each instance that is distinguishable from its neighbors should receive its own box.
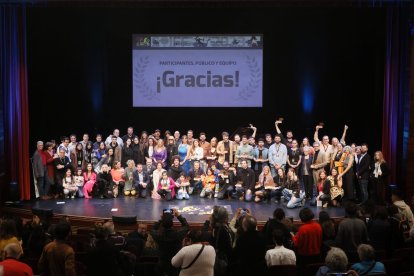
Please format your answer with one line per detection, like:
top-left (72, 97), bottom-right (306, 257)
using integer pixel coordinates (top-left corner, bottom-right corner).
top-left (156, 70), bottom-right (239, 93)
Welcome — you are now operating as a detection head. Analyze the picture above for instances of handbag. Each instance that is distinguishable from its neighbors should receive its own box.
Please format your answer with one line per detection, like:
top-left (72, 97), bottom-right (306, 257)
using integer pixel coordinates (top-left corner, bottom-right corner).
top-left (181, 244), bottom-right (205, 270)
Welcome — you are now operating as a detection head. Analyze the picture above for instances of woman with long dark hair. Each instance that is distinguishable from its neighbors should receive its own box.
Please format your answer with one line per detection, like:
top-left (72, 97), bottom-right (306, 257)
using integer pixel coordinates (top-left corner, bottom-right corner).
top-left (121, 138), bottom-right (134, 168)
top-left (338, 146), bottom-right (354, 201)
top-left (329, 168), bottom-right (344, 207)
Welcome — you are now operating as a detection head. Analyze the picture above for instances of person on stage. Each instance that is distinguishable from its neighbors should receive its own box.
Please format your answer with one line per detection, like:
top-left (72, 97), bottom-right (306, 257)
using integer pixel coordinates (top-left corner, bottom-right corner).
top-left (168, 156), bottom-right (183, 181)
top-left (329, 168), bottom-right (344, 207)
top-left (32, 141), bottom-right (48, 199)
top-left (68, 134), bottom-right (77, 153)
top-left (370, 151), bottom-right (389, 204)
top-left (287, 139), bottom-right (301, 175)
top-left (153, 139), bottom-right (167, 168)
top-left (98, 147), bottom-right (115, 171)
top-left (313, 125), bottom-right (333, 174)
top-left (199, 132), bottom-right (211, 173)
top-left (110, 161), bottom-right (125, 197)
top-left (275, 119), bottom-right (294, 148)
top-left (54, 148), bottom-right (72, 196)
top-left (332, 142), bottom-right (345, 174)
top-left (236, 135), bottom-right (254, 168)
top-left (234, 160), bottom-right (255, 201)
top-left (217, 131), bottom-right (236, 169)
top-left (282, 168), bottom-right (304, 208)
top-left (105, 129), bottom-right (123, 147)
top-left (96, 164), bottom-right (114, 198)
top-left (92, 134), bottom-right (102, 150)
top-left (300, 146), bottom-right (314, 200)
top-left (216, 161), bottom-right (236, 200)
top-left (188, 139), bottom-right (204, 169)
top-left (83, 163), bottom-right (97, 199)
top-left (84, 142), bottom-right (94, 170)
top-left (157, 171), bottom-right (176, 201)
top-left (200, 168), bottom-right (217, 198)
top-left (311, 142), bottom-right (330, 192)
top-left (338, 146), bottom-right (354, 201)
top-left (175, 173), bottom-right (190, 200)
top-left (268, 134), bottom-right (287, 177)
top-left (92, 142), bottom-right (106, 168)
top-left (70, 143), bottom-right (84, 171)
top-left (121, 138), bottom-right (134, 168)
top-left (166, 136), bottom-right (178, 169)
top-left (106, 135), bottom-right (122, 164)
top-left (132, 163), bottom-right (150, 198)
top-left (74, 168), bottom-right (85, 198)
top-left (57, 136), bottom-right (71, 161)
top-left (62, 168), bottom-right (78, 199)
top-left (355, 143), bottom-right (371, 204)
top-left (253, 138), bottom-right (269, 179)
top-left (300, 137), bottom-right (314, 155)
top-left (312, 171), bottom-right (331, 208)
top-left (232, 134), bottom-right (241, 167)
top-left (145, 136), bottom-right (155, 162)
top-left (206, 137), bottom-right (218, 168)
top-left (121, 126), bottom-right (137, 143)
top-left (187, 130), bottom-right (194, 146)
top-left (188, 161), bottom-right (205, 195)
top-left (178, 135), bottom-right (191, 174)
top-left (173, 130), bottom-right (181, 145)
top-left (151, 162), bottom-right (165, 199)
top-left (273, 168), bottom-right (286, 203)
top-left (132, 137), bottom-right (141, 166)
top-left (123, 160), bottom-right (136, 196)
top-left (254, 165), bottom-right (275, 203)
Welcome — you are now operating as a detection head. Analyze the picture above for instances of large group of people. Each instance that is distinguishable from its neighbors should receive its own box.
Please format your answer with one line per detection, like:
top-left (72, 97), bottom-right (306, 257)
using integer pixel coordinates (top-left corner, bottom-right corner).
top-left (1, 195), bottom-right (414, 276)
top-left (32, 120), bottom-right (389, 208)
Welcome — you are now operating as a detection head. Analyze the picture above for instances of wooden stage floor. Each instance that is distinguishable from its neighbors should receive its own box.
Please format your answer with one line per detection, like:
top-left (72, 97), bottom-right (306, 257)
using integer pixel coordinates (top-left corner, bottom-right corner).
top-left (4, 196), bottom-right (345, 225)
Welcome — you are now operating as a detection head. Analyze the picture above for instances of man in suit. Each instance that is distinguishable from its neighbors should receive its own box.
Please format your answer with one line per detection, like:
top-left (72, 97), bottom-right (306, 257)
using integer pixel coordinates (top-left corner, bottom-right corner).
top-left (355, 143), bottom-right (371, 204)
top-left (313, 125), bottom-right (333, 174)
top-left (53, 148), bottom-right (72, 195)
top-left (133, 163), bottom-right (151, 198)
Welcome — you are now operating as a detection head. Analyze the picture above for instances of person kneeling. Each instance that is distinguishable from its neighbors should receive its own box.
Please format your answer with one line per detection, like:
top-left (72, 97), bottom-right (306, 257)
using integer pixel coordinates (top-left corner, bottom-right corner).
top-left (132, 163), bottom-right (150, 198)
top-left (175, 173), bottom-right (190, 200)
top-left (158, 171), bottom-right (176, 201)
top-left (281, 168), bottom-right (304, 208)
top-left (200, 168), bottom-right (216, 198)
top-left (62, 169), bottom-right (79, 199)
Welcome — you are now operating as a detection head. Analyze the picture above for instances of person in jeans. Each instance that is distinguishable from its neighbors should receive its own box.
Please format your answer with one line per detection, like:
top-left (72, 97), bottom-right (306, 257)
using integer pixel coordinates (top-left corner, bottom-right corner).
top-left (282, 168), bottom-right (305, 208)
top-left (234, 160), bottom-right (255, 201)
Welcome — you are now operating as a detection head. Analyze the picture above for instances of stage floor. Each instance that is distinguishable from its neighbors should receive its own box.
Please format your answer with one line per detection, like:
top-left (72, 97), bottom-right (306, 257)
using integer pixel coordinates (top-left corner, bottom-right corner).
top-left (20, 197), bottom-right (345, 224)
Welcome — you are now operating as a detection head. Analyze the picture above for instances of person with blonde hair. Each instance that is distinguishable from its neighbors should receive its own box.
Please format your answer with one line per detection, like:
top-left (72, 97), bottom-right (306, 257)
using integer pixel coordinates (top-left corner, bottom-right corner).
top-left (123, 159), bottom-right (136, 196)
top-left (371, 151), bottom-right (389, 204)
top-left (153, 139), bottom-right (167, 167)
top-left (338, 145), bottom-right (354, 201)
top-left (254, 165), bottom-right (275, 203)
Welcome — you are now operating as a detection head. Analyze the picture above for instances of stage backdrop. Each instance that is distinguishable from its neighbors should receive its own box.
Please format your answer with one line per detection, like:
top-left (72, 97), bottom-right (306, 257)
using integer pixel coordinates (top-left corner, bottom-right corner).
top-left (27, 7), bottom-right (385, 152)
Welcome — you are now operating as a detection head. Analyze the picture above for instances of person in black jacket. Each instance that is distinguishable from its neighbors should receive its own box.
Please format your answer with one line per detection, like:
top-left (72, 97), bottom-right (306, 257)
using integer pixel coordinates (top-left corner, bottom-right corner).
top-left (166, 137), bottom-right (178, 169)
top-left (132, 163), bottom-right (151, 198)
top-left (96, 164), bottom-right (114, 198)
top-left (217, 161), bottom-right (236, 200)
top-left (370, 151), bottom-right (389, 205)
top-left (232, 215), bottom-right (267, 275)
top-left (121, 138), bottom-right (134, 168)
top-left (53, 148), bottom-right (72, 196)
top-left (355, 143), bottom-right (371, 204)
top-left (262, 208), bottom-right (292, 248)
top-left (235, 160), bottom-right (255, 201)
top-left (167, 156), bottom-right (183, 181)
top-left (150, 209), bottom-right (189, 276)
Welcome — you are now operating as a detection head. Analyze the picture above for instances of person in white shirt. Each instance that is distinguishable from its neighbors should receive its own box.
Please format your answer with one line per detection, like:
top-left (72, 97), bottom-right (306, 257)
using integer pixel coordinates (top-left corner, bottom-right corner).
top-left (172, 229), bottom-right (216, 276)
top-left (188, 139), bottom-right (204, 169)
top-left (105, 129), bottom-right (124, 147)
top-left (265, 229), bottom-right (296, 266)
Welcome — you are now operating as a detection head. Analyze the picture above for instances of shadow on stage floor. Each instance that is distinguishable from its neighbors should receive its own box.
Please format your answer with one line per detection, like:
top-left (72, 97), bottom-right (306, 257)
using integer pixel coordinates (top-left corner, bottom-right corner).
top-left (18, 196), bottom-right (345, 223)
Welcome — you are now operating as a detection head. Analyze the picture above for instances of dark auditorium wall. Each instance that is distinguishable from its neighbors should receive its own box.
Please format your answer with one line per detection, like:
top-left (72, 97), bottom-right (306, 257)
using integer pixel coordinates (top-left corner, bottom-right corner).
top-left (27, 7), bottom-right (385, 151)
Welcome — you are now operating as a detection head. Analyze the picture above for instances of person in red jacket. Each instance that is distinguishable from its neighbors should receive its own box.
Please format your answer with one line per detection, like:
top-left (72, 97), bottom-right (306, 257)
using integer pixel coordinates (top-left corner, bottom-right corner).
top-left (293, 208), bottom-right (322, 273)
top-left (0, 243), bottom-right (33, 276)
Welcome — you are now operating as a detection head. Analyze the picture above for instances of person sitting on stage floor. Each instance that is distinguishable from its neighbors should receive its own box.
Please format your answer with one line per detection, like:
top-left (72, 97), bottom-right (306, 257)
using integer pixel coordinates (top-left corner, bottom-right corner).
top-left (216, 161), bottom-right (236, 200)
top-left (151, 208), bottom-right (189, 276)
top-left (123, 160), bottom-right (136, 196)
top-left (281, 168), bottom-right (305, 208)
top-left (110, 161), bottom-right (125, 198)
top-left (143, 158), bottom-right (156, 182)
top-left (83, 163), bottom-right (97, 199)
top-left (234, 160), bottom-right (255, 201)
top-left (62, 168), bottom-right (78, 199)
top-left (254, 165), bottom-right (276, 203)
top-left (273, 168), bottom-right (286, 204)
top-left (311, 170), bottom-right (331, 208)
top-left (96, 164), bottom-right (115, 198)
top-left (175, 173), bottom-right (190, 200)
top-left (188, 161), bottom-right (205, 195)
top-left (329, 168), bottom-right (344, 207)
top-left (74, 168), bottom-right (85, 198)
top-left (158, 171), bottom-right (176, 201)
top-left (132, 163), bottom-right (150, 198)
top-left (167, 156), bottom-right (183, 181)
top-left (200, 168), bottom-right (216, 198)
top-left (151, 161), bottom-right (165, 199)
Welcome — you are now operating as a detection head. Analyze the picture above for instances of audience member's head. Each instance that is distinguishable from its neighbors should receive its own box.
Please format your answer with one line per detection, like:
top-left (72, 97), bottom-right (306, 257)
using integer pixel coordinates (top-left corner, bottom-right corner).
top-left (299, 208), bottom-right (314, 223)
top-left (3, 243), bottom-right (23, 259)
top-left (186, 229), bottom-right (203, 244)
top-left (272, 229), bottom-right (284, 246)
top-left (161, 212), bottom-right (174, 229)
top-left (242, 215), bottom-right (257, 232)
top-left (273, 208), bottom-right (285, 221)
top-left (344, 201), bottom-right (358, 217)
top-left (318, 211), bottom-right (331, 224)
top-left (325, 247), bottom-right (348, 272)
top-left (0, 219), bottom-right (17, 240)
top-left (103, 221), bottom-right (115, 235)
top-left (54, 222), bottom-right (71, 241)
top-left (357, 244), bottom-right (375, 262)
top-left (94, 224), bottom-right (110, 240)
top-left (388, 204), bottom-right (399, 217)
top-left (373, 206), bottom-right (388, 220)
top-left (392, 190), bottom-right (404, 203)
top-left (211, 206), bottom-right (229, 228)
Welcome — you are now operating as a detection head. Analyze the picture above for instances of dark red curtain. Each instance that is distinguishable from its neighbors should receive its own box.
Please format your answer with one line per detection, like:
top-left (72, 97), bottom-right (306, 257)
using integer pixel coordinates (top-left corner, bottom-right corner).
top-left (0, 5), bottom-right (31, 200)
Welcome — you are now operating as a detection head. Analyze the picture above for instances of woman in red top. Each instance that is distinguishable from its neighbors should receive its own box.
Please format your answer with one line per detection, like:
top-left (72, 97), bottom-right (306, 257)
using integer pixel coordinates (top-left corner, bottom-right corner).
top-left (293, 208), bottom-right (322, 272)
